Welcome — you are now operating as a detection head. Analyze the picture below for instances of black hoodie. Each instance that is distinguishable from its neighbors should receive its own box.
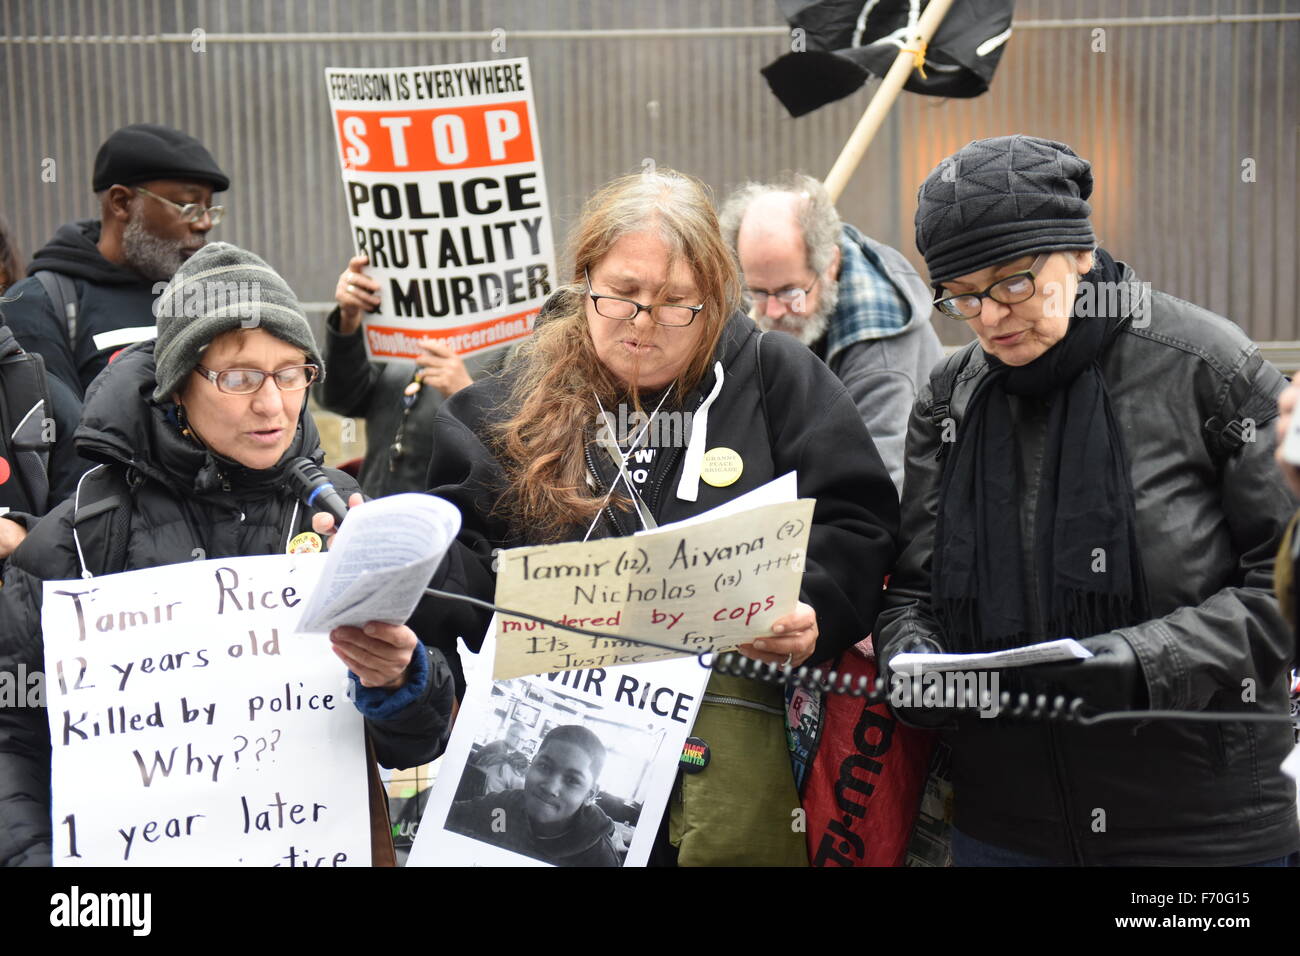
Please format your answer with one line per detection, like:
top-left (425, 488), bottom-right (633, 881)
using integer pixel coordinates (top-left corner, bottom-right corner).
top-left (4, 219), bottom-right (160, 398)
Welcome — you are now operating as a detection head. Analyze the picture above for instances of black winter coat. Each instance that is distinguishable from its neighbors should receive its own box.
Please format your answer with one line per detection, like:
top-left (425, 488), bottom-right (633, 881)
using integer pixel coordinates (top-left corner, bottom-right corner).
top-left (876, 264), bottom-right (1300, 865)
top-left (0, 341), bottom-right (454, 866)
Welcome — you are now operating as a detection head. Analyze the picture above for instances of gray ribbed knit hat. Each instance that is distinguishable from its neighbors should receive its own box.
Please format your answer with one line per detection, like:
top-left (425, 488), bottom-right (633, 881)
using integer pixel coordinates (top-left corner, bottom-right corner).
top-left (152, 242), bottom-right (323, 401)
top-left (915, 135), bottom-right (1096, 285)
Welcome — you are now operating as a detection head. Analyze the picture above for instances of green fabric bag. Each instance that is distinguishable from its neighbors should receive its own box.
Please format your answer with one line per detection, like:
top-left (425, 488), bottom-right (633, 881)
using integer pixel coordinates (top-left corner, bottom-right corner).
top-left (668, 672), bottom-right (809, 866)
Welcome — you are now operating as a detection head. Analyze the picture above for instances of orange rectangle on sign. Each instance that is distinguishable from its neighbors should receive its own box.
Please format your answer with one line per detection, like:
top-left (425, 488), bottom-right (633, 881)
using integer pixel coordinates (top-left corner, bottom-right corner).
top-left (336, 102), bottom-right (534, 173)
top-left (365, 309), bottom-right (536, 359)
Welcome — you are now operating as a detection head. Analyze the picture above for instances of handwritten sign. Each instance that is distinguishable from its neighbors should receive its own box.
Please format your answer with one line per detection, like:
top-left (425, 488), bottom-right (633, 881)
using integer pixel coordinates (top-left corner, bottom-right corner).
top-left (492, 499), bottom-right (814, 679)
top-left (43, 554), bottom-right (370, 867)
top-left (325, 58), bottom-right (556, 361)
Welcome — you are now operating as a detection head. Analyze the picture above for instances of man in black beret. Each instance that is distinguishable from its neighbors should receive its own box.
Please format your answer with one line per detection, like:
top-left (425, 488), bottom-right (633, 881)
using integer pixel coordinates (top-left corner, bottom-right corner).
top-left (4, 123), bottom-right (230, 403)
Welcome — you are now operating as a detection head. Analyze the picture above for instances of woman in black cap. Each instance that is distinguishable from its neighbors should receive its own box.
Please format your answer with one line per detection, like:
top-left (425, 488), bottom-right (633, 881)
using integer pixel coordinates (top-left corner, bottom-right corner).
top-left (876, 135), bottom-right (1298, 866)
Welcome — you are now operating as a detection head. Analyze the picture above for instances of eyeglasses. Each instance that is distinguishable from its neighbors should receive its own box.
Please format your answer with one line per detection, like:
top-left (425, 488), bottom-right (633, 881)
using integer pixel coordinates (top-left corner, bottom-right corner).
top-left (194, 364), bottom-right (318, 394)
top-left (933, 253), bottom-right (1052, 319)
top-left (136, 186), bottom-right (225, 226)
top-left (746, 273), bottom-right (820, 311)
top-left (585, 269), bottom-right (704, 327)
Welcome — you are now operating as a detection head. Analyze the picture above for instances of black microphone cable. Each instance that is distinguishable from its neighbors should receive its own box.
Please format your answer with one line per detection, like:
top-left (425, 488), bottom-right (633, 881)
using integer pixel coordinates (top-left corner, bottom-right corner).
top-left (286, 472), bottom-right (1293, 729)
top-left (420, 585), bottom-right (1295, 728)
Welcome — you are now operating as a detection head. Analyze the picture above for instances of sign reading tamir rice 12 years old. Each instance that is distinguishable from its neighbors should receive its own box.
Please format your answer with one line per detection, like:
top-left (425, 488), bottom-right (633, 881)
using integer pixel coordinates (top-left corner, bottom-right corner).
top-left (42, 554), bottom-right (369, 866)
top-left (325, 58), bottom-right (556, 362)
top-left (492, 500), bottom-right (815, 679)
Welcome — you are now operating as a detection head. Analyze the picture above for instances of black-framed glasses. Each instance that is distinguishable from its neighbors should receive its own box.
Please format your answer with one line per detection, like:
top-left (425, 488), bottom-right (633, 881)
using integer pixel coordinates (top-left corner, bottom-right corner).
top-left (933, 253), bottom-right (1052, 319)
top-left (585, 269), bottom-right (703, 327)
top-left (194, 364), bottom-right (319, 394)
top-left (136, 185), bottom-right (225, 226)
top-left (746, 272), bottom-right (820, 311)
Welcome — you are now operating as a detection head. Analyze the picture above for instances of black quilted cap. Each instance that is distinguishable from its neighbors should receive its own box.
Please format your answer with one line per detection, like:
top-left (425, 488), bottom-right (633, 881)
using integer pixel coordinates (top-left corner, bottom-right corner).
top-left (915, 135), bottom-right (1096, 285)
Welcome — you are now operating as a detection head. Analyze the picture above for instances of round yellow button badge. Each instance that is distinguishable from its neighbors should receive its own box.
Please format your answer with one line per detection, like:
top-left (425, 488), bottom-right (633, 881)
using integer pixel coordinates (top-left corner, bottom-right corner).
top-left (700, 447), bottom-right (743, 487)
top-left (287, 531), bottom-right (324, 555)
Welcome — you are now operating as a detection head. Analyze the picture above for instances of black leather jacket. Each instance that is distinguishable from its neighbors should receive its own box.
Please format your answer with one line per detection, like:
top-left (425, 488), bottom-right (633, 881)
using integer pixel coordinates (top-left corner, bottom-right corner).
top-left (877, 263), bottom-right (1300, 865)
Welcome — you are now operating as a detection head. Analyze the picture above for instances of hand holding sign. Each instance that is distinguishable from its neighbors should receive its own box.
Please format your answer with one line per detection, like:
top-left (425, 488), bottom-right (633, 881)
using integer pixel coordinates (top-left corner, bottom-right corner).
top-left (334, 254), bottom-right (381, 334)
top-left (414, 340), bottom-right (473, 396)
top-left (491, 497), bottom-right (815, 679)
top-left (739, 599), bottom-right (819, 668)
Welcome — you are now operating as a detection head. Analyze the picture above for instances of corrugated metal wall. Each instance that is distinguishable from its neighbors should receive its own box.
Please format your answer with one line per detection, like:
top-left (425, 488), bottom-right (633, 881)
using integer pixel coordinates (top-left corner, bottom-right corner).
top-left (2, 0), bottom-right (1296, 347)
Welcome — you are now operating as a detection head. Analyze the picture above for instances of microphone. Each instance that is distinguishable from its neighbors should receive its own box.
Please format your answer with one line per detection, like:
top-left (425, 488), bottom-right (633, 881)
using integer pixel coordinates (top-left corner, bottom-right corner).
top-left (284, 457), bottom-right (350, 527)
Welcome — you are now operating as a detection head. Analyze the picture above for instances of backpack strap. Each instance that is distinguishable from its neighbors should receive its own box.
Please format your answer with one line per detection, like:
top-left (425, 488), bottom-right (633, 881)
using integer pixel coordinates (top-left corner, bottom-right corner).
top-left (1203, 350), bottom-right (1272, 464)
top-left (925, 344), bottom-right (977, 461)
top-left (0, 327), bottom-right (54, 514)
top-left (926, 344), bottom-right (976, 428)
top-left (33, 270), bottom-right (80, 348)
top-left (71, 465), bottom-right (134, 578)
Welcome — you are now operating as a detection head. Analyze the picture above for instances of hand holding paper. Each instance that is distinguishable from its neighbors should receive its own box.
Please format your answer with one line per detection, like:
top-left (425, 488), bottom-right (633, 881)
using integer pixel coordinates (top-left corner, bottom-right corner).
top-left (739, 599), bottom-right (819, 668)
top-left (491, 492), bottom-right (814, 679)
top-left (889, 637), bottom-right (1093, 673)
top-left (297, 492), bottom-right (462, 633)
top-left (329, 620), bottom-right (422, 689)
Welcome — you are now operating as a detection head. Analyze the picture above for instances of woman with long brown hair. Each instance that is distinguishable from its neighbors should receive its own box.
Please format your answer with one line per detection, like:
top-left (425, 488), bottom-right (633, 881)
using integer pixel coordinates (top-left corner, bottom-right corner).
top-left (413, 169), bottom-right (899, 865)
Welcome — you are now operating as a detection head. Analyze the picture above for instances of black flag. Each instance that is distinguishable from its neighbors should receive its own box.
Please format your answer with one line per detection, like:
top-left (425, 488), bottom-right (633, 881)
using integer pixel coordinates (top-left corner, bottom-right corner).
top-left (762, 0), bottom-right (1015, 117)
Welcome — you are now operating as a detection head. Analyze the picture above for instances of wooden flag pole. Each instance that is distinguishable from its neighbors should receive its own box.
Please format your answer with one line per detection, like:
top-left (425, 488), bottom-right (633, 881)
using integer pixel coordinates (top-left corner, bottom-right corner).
top-left (822, 0), bottom-right (957, 202)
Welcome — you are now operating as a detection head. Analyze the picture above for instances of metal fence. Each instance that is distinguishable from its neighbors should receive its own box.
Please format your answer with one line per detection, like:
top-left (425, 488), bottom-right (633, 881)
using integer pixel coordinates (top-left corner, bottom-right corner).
top-left (3, 0), bottom-right (1297, 348)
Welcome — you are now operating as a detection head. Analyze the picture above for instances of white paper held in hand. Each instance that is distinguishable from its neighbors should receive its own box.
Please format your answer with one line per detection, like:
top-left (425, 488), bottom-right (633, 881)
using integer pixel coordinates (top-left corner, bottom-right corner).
top-left (890, 637), bottom-right (1094, 673)
top-left (296, 493), bottom-right (461, 632)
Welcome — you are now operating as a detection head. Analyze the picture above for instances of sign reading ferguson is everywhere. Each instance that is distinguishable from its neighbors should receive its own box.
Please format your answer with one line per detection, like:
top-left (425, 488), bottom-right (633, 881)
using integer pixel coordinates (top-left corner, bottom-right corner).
top-left (325, 58), bottom-right (556, 362)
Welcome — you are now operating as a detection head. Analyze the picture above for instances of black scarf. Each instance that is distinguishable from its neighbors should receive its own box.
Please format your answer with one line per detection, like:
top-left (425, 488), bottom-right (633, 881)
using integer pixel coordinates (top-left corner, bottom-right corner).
top-left (932, 250), bottom-right (1150, 652)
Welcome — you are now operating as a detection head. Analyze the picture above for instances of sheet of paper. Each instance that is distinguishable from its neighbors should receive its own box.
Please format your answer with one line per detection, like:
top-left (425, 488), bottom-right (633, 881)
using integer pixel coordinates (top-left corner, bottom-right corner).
top-left (408, 621), bottom-right (709, 867)
top-left (643, 471), bottom-right (798, 534)
top-left (43, 553), bottom-right (369, 866)
top-left (296, 493), bottom-right (460, 632)
top-left (890, 637), bottom-right (1093, 673)
top-left (491, 496), bottom-right (814, 679)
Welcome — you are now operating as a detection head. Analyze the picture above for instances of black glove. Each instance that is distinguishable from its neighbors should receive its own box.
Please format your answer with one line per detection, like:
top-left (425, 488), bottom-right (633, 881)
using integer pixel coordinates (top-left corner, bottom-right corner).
top-left (1013, 633), bottom-right (1148, 714)
top-left (879, 635), bottom-right (961, 729)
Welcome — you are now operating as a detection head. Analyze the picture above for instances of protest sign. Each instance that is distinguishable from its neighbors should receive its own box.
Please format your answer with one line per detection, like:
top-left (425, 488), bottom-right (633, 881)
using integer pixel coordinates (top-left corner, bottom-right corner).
top-left (43, 554), bottom-right (370, 866)
top-left (491, 498), bottom-right (814, 679)
top-left (406, 627), bottom-right (709, 867)
top-left (325, 58), bottom-right (555, 361)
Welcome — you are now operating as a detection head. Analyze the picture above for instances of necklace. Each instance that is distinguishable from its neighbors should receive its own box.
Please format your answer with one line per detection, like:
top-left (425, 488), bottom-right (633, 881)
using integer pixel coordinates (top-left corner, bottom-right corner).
top-left (583, 386), bottom-right (673, 541)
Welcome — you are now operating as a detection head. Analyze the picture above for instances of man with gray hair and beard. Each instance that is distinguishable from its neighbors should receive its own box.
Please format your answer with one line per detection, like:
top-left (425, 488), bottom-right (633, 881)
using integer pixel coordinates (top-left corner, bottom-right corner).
top-left (4, 124), bottom-right (228, 400)
top-left (720, 174), bottom-right (943, 491)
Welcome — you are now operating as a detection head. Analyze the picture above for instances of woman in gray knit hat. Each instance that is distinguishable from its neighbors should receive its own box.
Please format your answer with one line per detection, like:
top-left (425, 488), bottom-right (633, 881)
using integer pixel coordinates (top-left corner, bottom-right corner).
top-left (876, 135), bottom-right (1298, 867)
top-left (0, 242), bottom-right (455, 866)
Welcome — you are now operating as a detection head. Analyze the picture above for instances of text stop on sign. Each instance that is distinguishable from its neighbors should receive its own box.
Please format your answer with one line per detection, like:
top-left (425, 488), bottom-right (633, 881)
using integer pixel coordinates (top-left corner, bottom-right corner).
top-left (337, 102), bottom-right (534, 172)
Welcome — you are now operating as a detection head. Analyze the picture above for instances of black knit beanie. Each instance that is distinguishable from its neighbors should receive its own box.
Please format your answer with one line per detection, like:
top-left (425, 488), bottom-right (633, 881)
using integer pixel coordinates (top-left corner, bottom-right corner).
top-left (915, 135), bottom-right (1096, 285)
